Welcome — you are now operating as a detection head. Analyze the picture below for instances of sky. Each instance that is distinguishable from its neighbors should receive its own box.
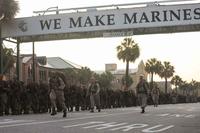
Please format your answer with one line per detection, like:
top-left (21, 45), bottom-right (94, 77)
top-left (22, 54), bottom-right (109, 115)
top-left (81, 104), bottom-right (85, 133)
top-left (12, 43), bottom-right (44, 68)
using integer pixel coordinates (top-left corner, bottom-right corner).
top-left (4, 0), bottom-right (200, 82)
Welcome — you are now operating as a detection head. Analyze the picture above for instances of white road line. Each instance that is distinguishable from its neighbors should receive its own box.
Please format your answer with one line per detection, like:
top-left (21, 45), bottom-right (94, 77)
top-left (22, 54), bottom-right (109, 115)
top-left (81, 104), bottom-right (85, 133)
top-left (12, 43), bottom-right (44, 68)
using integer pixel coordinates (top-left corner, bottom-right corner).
top-left (83, 122), bottom-right (117, 129)
top-left (0, 120), bottom-right (35, 125)
top-left (63, 121), bottom-right (104, 128)
top-left (0, 111), bottom-right (135, 128)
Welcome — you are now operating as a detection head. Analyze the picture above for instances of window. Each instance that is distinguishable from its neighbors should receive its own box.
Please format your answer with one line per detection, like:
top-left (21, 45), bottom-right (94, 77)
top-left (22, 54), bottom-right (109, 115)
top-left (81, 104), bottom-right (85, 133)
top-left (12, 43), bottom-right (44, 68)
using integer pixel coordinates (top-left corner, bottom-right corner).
top-left (39, 70), bottom-right (46, 81)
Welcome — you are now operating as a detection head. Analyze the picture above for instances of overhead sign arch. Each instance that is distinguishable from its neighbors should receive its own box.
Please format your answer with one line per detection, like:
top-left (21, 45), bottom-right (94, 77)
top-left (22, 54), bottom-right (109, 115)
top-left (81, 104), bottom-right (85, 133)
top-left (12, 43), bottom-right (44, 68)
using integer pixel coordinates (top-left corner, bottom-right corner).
top-left (2, 1), bottom-right (200, 42)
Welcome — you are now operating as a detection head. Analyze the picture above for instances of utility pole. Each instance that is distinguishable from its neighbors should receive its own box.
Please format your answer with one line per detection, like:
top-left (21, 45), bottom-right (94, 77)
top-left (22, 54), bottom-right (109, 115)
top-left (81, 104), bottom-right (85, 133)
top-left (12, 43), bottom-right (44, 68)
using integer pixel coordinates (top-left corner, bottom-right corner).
top-left (16, 40), bottom-right (20, 80)
top-left (0, 26), bottom-right (3, 75)
top-left (32, 41), bottom-right (35, 82)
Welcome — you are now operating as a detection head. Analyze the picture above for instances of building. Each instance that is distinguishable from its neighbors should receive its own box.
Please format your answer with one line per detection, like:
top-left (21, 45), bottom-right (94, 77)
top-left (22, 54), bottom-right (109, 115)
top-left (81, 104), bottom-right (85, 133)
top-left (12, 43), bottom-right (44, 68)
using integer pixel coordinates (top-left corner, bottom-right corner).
top-left (104, 60), bottom-right (148, 90)
top-left (8, 55), bottom-right (82, 85)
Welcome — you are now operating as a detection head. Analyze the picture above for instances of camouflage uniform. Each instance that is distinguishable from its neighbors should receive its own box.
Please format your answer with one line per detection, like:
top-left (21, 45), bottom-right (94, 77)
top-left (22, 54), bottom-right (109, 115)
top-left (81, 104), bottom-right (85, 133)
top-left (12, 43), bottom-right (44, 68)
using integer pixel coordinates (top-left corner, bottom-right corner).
top-left (88, 77), bottom-right (101, 112)
top-left (39, 81), bottom-right (49, 113)
top-left (10, 79), bottom-right (22, 115)
top-left (151, 86), bottom-right (160, 107)
top-left (49, 74), bottom-right (67, 117)
top-left (0, 81), bottom-right (8, 116)
top-left (136, 76), bottom-right (149, 113)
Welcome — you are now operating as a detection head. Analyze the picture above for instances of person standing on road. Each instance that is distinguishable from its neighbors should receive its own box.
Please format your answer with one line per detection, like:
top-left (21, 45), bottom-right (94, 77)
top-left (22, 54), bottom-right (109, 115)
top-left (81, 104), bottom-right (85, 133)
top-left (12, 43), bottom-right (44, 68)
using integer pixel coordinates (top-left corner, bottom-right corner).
top-left (88, 76), bottom-right (101, 113)
top-left (136, 75), bottom-right (149, 113)
top-left (49, 72), bottom-right (67, 117)
top-left (151, 84), bottom-right (160, 107)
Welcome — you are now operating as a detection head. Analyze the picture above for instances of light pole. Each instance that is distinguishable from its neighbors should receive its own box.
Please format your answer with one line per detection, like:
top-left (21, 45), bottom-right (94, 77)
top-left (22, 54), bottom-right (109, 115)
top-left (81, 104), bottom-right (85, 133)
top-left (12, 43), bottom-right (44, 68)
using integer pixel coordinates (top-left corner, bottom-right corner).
top-left (0, 13), bottom-right (4, 75)
top-left (32, 41), bottom-right (35, 82)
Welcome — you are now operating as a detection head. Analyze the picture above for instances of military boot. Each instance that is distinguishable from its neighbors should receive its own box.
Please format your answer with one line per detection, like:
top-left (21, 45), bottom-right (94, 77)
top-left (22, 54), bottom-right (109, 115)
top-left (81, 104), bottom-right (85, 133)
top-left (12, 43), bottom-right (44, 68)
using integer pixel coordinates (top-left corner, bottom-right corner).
top-left (141, 107), bottom-right (145, 113)
top-left (51, 107), bottom-right (57, 116)
top-left (63, 110), bottom-right (67, 118)
top-left (97, 106), bottom-right (101, 112)
top-left (90, 108), bottom-right (94, 113)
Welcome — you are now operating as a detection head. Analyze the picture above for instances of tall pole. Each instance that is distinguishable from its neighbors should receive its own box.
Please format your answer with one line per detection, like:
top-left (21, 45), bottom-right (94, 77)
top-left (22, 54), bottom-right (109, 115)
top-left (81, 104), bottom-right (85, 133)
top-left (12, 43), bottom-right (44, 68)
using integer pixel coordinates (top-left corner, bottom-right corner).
top-left (0, 25), bottom-right (3, 74)
top-left (32, 41), bottom-right (35, 82)
top-left (16, 40), bottom-right (20, 80)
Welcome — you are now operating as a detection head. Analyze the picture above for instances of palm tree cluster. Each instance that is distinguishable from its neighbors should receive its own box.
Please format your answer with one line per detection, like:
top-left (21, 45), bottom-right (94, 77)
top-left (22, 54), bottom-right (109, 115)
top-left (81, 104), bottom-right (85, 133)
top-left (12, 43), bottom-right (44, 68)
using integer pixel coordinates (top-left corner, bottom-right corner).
top-left (173, 78), bottom-right (200, 98)
top-left (145, 58), bottom-right (175, 93)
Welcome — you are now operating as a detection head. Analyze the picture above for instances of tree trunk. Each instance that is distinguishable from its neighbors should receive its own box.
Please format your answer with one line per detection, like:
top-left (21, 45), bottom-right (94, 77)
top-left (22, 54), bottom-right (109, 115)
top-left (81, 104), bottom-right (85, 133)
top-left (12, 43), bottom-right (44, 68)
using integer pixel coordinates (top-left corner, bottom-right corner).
top-left (150, 72), bottom-right (154, 90)
top-left (125, 60), bottom-right (129, 88)
top-left (165, 77), bottom-right (168, 94)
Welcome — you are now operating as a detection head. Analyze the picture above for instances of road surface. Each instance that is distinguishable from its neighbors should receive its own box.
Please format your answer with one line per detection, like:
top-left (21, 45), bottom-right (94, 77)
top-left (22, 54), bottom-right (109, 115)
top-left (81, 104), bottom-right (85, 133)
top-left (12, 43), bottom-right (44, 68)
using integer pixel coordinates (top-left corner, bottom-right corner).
top-left (0, 103), bottom-right (200, 133)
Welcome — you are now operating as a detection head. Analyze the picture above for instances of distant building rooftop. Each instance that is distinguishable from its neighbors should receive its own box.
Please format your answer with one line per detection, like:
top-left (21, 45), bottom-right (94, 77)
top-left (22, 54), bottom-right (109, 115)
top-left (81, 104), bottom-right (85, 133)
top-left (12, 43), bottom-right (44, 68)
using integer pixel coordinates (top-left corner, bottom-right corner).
top-left (45, 57), bottom-right (82, 69)
top-left (95, 68), bottom-right (138, 75)
top-left (22, 56), bottom-right (32, 63)
top-left (21, 55), bottom-right (82, 69)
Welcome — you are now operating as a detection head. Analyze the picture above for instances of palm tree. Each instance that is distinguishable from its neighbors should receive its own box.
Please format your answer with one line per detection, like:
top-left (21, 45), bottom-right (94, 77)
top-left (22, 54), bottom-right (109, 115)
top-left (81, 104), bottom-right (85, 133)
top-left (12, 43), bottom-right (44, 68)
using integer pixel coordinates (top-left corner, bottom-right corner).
top-left (116, 37), bottom-right (140, 88)
top-left (179, 81), bottom-right (188, 95)
top-left (0, 0), bottom-right (19, 22)
top-left (0, 0), bottom-right (19, 74)
top-left (2, 47), bottom-right (15, 74)
top-left (159, 61), bottom-right (175, 94)
top-left (190, 80), bottom-right (199, 98)
top-left (145, 58), bottom-right (162, 89)
top-left (171, 75), bottom-right (183, 93)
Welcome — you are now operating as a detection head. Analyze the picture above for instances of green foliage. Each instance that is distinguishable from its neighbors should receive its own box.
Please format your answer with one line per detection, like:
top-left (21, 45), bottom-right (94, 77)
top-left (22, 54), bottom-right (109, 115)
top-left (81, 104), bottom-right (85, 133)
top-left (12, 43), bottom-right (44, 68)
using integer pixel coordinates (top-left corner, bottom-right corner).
top-left (159, 61), bottom-right (175, 93)
top-left (63, 67), bottom-right (93, 85)
top-left (145, 58), bottom-right (162, 89)
top-left (171, 75), bottom-right (183, 89)
top-left (77, 67), bottom-right (92, 84)
top-left (98, 71), bottom-right (114, 89)
top-left (122, 75), bottom-right (133, 88)
top-left (2, 47), bottom-right (15, 74)
top-left (145, 58), bottom-right (162, 75)
top-left (159, 61), bottom-right (175, 79)
top-left (0, 0), bottom-right (19, 22)
top-left (116, 38), bottom-right (140, 63)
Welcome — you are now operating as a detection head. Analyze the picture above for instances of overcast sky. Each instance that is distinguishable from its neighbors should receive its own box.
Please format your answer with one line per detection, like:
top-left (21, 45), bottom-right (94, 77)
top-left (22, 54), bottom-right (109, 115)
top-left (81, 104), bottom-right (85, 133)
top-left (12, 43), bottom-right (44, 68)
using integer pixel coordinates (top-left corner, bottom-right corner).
top-left (5, 0), bottom-right (200, 82)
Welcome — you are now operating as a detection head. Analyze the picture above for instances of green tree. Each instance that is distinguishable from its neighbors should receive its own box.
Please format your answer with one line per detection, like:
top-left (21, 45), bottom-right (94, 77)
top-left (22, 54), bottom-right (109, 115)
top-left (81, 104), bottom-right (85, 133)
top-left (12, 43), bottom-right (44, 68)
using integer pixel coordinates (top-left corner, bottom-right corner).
top-left (98, 71), bottom-right (114, 89)
top-left (171, 75), bottom-right (183, 92)
top-left (0, 0), bottom-right (19, 74)
top-left (159, 61), bottom-right (175, 94)
top-left (64, 68), bottom-right (79, 85)
top-left (145, 58), bottom-right (162, 89)
top-left (77, 67), bottom-right (93, 85)
top-left (190, 80), bottom-right (199, 97)
top-left (179, 81), bottom-right (188, 95)
top-left (116, 37), bottom-right (140, 88)
top-left (2, 47), bottom-right (15, 73)
top-left (121, 75), bottom-right (133, 88)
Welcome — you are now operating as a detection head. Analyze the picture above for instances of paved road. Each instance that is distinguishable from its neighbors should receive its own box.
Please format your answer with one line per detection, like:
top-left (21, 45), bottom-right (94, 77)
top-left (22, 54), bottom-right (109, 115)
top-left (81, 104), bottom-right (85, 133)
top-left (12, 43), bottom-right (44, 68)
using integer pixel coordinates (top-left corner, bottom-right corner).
top-left (0, 103), bottom-right (200, 133)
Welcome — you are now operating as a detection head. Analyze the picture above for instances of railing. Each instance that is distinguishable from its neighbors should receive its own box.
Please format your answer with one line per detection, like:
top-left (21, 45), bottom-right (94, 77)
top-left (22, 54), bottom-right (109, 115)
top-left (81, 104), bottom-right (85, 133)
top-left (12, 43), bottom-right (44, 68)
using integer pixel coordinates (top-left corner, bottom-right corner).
top-left (33, 0), bottom-right (200, 15)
